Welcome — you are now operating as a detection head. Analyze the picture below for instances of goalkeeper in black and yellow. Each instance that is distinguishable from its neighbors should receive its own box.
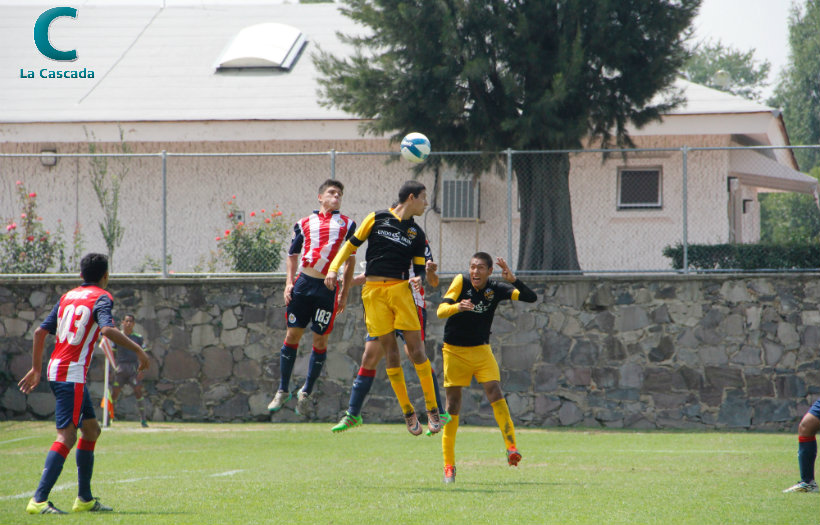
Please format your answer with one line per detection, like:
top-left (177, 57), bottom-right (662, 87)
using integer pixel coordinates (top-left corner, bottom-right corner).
top-left (325, 180), bottom-right (442, 436)
top-left (436, 253), bottom-right (537, 484)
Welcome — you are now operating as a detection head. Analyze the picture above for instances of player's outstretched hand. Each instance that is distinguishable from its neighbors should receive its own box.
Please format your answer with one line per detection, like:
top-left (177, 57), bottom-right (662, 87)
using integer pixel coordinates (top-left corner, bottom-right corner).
top-left (18, 368), bottom-right (41, 394)
top-left (324, 271), bottom-right (338, 291)
top-left (497, 257), bottom-right (516, 283)
top-left (426, 260), bottom-right (438, 273)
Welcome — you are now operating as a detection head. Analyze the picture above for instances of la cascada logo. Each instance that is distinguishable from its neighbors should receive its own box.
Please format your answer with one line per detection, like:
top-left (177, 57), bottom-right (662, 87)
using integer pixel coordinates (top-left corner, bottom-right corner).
top-left (20, 7), bottom-right (95, 79)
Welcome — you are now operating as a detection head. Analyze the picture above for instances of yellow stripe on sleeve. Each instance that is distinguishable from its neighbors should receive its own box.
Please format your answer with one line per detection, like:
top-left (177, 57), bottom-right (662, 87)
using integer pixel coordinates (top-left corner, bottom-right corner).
top-left (511, 289), bottom-right (520, 301)
top-left (437, 274), bottom-right (464, 318)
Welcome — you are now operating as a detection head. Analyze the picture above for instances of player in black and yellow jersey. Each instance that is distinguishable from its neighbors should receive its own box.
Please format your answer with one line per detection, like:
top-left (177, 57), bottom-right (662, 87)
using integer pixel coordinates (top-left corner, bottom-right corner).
top-left (436, 252), bottom-right (537, 483)
top-left (325, 180), bottom-right (442, 435)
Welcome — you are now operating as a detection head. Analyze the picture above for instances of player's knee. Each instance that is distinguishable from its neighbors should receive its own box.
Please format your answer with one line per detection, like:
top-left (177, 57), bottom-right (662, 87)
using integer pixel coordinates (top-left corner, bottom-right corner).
top-left (797, 414), bottom-right (820, 437)
top-left (57, 429), bottom-right (77, 449)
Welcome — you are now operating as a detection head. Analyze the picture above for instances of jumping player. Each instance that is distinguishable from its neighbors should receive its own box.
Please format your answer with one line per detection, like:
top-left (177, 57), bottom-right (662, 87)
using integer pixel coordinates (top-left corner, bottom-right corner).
top-left (268, 179), bottom-right (356, 416)
top-left (325, 180), bottom-right (442, 435)
top-left (110, 314), bottom-right (149, 427)
top-left (783, 400), bottom-right (820, 493)
top-left (436, 253), bottom-right (537, 483)
top-left (18, 253), bottom-right (149, 514)
top-left (332, 249), bottom-right (450, 434)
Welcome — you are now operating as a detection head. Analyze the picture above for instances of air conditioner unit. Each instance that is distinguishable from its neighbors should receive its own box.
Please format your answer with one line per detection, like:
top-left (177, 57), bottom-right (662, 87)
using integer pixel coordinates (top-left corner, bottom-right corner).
top-left (442, 178), bottom-right (480, 220)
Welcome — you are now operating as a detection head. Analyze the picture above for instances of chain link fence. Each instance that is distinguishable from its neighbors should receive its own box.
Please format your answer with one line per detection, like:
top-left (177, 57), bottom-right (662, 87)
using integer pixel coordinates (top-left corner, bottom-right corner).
top-left (1, 145), bottom-right (819, 275)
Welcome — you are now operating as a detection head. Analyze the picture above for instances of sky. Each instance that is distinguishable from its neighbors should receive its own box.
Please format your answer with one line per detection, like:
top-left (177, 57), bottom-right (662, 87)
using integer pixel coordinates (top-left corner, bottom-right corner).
top-left (692, 0), bottom-right (798, 100)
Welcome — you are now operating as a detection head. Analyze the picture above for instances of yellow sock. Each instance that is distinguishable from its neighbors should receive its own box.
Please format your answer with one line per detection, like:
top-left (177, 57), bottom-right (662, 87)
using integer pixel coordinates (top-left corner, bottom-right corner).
top-left (386, 367), bottom-right (414, 415)
top-left (442, 414), bottom-right (459, 466)
top-left (491, 399), bottom-right (516, 450)
top-left (413, 360), bottom-right (437, 411)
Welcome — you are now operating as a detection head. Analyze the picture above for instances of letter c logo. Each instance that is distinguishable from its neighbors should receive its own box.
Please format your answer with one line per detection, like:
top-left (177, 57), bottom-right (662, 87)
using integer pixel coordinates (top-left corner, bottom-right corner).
top-left (34, 7), bottom-right (78, 61)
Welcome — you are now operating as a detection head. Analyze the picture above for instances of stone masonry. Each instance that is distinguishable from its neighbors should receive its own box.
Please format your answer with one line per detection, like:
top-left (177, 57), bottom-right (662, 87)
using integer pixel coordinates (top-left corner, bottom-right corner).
top-left (1, 274), bottom-right (819, 431)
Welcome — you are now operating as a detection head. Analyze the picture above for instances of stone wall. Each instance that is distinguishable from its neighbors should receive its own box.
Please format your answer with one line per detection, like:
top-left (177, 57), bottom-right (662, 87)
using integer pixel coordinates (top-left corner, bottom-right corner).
top-left (2, 274), bottom-right (818, 431)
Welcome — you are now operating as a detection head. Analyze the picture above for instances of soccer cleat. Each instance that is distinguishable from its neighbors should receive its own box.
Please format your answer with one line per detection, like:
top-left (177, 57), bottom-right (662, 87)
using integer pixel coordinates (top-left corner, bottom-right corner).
top-left (426, 411), bottom-right (452, 436)
top-left (72, 497), bottom-right (113, 512)
top-left (507, 447), bottom-right (522, 467)
top-left (404, 411), bottom-right (423, 436)
top-left (140, 420), bottom-right (148, 428)
top-left (267, 390), bottom-right (291, 412)
top-left (426, 407), bottom-right (442, 435)
top-left (295, 391), bottom-right (312, 417)
top-left (444, 464), bottom-right (456, 484)
top-left (783, 480), bottom-right (819, 493)
top-left (331, 412), bottom-right (363, 433)
top-left (26, 499), bottom-right (66, 514)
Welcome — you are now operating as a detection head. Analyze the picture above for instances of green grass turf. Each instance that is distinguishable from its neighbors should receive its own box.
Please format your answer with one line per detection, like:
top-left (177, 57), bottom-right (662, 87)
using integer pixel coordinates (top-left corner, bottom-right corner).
top-left (0, 421), bottom-right (814, 524)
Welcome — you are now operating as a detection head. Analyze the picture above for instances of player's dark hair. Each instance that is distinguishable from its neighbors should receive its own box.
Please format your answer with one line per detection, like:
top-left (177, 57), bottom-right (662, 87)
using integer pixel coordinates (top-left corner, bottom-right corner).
top-left (80, 253), bottom-right (109, 283)
top-left (472, 252), bottom-right (493, 269)
top-left (398, 180), bottom-right (426, 203)
top-left (123, 313), bottom-right (136, 322)
top-left (318, 179), bottom-right (344, 195)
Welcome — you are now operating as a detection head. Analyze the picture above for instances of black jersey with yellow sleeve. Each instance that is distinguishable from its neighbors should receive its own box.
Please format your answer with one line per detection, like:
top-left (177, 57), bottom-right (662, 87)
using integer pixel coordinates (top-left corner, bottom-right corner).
top-left (439, 273), bottom-right (536, 346)
top-left (329, 209), bottom-right (426, 280)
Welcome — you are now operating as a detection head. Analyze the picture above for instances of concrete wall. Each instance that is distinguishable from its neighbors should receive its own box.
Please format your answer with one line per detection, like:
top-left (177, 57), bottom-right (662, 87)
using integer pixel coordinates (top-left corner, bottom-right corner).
top-left (2, 274), bottom-right (818, 431)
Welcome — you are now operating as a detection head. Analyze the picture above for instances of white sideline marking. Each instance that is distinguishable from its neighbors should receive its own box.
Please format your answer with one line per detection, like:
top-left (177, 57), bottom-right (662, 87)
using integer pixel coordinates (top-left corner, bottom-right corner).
top-left (210, 469), bottom-right (244, 477)
top-left (0, 436), bottom-right (39, 446)
top-left (0, 483), bottom-right (73, 501)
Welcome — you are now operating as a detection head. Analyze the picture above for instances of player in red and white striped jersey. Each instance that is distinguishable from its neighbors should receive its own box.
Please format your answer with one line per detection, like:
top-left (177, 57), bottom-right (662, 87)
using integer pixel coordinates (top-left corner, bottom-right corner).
top-left (18, 253), bottom-right (148, 514)
top-left (268, 179), bottom-right (357, 416)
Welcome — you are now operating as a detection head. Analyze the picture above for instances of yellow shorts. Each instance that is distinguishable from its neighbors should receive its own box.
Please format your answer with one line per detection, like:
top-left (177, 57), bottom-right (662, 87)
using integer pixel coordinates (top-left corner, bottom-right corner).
top-left (362, 280), bottom-right (421, 338)
top-left (442, 343), bottom-right (500, 387)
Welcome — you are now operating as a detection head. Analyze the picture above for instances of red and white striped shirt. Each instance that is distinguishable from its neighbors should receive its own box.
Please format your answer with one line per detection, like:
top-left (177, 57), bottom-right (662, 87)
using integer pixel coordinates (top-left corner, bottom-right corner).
top-left (44, 285), bottom-right (114, 383)
top-left (289, 210), bottom-right (356, 276)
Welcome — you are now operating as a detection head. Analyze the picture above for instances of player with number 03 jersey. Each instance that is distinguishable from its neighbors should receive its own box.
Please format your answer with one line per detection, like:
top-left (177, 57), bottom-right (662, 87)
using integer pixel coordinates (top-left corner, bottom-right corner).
top-left (18, 253), bottom-right (149, 515)
top-left (268, 179), bottom-right (357, 417)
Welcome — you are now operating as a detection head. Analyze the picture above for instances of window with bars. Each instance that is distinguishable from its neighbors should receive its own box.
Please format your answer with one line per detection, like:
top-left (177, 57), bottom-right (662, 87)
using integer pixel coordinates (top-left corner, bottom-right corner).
top-left (617, 167), bottom-right (662, 209)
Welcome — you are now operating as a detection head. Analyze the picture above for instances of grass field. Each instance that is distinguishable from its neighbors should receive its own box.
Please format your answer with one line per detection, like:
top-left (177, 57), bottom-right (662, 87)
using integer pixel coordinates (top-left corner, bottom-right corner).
top-left (0, 421), bottom-right (815, 524)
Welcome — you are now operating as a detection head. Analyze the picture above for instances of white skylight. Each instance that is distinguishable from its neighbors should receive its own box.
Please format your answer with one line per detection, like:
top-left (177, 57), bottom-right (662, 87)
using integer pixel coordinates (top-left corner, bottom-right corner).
top-left (216, 23), bottom-right (306, 71)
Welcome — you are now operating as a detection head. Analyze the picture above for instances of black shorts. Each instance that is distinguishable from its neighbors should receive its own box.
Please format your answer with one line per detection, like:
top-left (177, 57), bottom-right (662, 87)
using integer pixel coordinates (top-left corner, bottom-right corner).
top-left (114, 363), bottom-right (142, 388)
top-left (287, 273), bottom-right (339, 335)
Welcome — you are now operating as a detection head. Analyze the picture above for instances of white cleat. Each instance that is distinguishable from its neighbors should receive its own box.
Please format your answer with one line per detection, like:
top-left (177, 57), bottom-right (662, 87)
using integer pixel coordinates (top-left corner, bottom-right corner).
top-left (295, 391), bottom-right (313, 416)
top-left (783, 480), bottom-right (819, 493)
top-left (267, 390), bottom-right (291, 412)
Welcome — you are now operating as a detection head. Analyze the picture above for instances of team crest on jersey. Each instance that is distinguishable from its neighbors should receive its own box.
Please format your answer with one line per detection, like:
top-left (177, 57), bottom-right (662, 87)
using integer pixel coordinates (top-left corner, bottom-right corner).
top-left (288, 313), bottom-right (296, 323)
top-left (407, 226), bottom-right (418, 240)
top-left (484, 288), bottom-right (495, 301)
top-left (336, 217), bottom-right (346, 226)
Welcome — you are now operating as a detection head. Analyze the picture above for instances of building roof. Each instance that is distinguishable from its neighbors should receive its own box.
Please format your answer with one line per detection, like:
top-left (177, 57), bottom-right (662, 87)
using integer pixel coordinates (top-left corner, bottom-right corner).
top-left (0, 0), bottom-right (365, 123)
top-left (0, 2), bottom-right (786, 128)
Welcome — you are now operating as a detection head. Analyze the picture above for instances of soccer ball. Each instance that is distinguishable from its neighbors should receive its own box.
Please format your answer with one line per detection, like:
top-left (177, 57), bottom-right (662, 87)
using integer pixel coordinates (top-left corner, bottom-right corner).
top-left (400, 132), bottom-right (431, 163)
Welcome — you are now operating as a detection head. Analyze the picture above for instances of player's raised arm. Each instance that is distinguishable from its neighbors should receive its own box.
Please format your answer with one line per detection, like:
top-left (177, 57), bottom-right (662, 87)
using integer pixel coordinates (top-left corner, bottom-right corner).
top-left (325, 212), bottom-right (374, 290)
top-left (496, 257), bottom-right (537, 303)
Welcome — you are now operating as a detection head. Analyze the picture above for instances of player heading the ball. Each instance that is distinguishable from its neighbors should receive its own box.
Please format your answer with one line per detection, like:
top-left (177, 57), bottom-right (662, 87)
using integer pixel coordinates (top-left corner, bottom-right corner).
top-left (325, 180), bottom-right (442, 436)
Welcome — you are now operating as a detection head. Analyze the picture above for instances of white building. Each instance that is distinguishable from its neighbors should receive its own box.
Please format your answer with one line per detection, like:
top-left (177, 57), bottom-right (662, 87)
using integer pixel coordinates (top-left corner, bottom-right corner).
top-left (1, 1), bottom-right (814, 273)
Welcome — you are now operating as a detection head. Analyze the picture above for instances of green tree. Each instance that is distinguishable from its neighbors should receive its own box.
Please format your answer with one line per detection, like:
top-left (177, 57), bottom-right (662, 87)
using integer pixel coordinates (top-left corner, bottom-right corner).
top-left (315, 0), bottom-right (700, 271)
top-left (771, 2), bottom-right (820, 171)
top-left (682, 40), bottom-right (770, 101)
top-left (759, 166), bottom-right (820, 244)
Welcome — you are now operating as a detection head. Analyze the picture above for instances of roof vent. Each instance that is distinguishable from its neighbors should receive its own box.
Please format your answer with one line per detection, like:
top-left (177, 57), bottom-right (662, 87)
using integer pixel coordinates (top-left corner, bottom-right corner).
top-left (216, 23), bottom-right (306, 71)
